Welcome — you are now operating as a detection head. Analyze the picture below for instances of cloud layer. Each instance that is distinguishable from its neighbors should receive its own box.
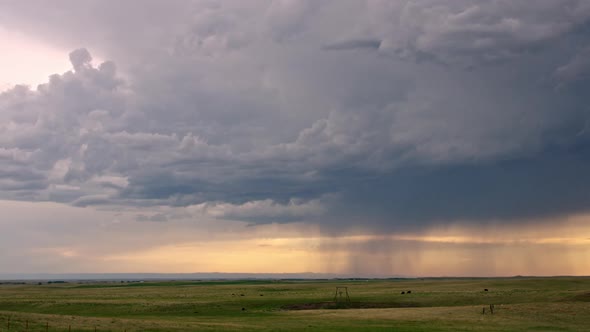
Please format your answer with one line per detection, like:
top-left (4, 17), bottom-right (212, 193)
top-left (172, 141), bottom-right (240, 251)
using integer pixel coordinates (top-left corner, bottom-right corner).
top-left (1, 0), bottom-right (590, 231)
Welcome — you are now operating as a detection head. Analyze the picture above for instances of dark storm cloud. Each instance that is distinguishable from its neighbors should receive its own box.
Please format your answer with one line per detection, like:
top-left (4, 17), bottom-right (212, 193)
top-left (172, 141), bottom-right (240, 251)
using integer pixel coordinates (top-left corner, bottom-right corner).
top-left (318, 146), bottom-right (590, 229)
top-left (555, 46), bottom-right (590, 84)
top-left (1, 1), bottom-right (590, 229)
top-left (323, 39), bottom-right (382, 51)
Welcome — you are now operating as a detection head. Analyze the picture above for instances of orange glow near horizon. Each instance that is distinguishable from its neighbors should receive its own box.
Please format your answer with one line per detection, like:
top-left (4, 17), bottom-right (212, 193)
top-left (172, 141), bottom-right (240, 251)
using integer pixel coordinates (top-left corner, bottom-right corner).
top-left (83, 216), bottom-right (590, 276)
top-left (2, 200), bottom-right (590, 276)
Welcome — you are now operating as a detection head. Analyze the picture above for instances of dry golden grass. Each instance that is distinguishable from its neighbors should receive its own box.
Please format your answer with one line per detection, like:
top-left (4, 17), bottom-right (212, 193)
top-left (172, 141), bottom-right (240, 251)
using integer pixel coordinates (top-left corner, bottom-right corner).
top-left (0, 277), bottom-right (588, 331)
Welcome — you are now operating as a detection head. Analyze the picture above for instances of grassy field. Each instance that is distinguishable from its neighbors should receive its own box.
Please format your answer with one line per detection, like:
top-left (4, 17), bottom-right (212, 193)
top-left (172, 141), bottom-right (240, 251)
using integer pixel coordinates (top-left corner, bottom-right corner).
top-left (0, 277), bottom-right (589, 331)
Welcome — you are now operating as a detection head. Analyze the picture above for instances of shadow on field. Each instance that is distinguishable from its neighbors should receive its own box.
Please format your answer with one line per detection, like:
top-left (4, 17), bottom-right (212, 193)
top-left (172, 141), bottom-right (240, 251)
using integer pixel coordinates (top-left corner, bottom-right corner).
top-left (282, 301), bottom-right (420, 310)
top-left (570, 292), bottom-right (590, 302)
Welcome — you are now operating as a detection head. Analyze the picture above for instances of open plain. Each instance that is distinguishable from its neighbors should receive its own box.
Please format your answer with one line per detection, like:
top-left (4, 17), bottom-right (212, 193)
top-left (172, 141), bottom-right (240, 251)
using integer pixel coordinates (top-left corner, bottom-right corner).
top-left (0, 277), bottom-right (589, 331)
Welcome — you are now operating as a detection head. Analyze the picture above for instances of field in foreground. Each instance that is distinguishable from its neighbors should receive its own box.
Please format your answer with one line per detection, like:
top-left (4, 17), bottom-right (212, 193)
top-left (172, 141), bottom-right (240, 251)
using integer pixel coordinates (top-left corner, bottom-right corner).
top-left (0, 277), bottom-right (589, 331)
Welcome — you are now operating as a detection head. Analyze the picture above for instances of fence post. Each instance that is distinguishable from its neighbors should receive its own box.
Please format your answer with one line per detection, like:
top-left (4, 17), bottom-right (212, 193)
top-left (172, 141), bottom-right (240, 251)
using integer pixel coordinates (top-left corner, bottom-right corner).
top-left (7, 316), bottom-right (10, 330)
top-left (45, 321), bottom-right (48, 332)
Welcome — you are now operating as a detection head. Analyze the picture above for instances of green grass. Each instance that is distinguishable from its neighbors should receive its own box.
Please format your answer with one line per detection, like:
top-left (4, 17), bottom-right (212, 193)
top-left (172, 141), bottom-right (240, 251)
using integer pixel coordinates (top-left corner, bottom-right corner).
top-left (0, 277), bottom-right (589, 331)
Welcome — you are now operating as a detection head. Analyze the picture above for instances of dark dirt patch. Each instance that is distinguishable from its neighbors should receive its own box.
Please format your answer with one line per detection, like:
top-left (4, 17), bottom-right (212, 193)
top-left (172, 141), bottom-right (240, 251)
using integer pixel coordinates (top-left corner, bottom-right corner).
top-left (571, 292), bottom-right (590, 302)
top-left (281, 301), bottom-right (420, 310)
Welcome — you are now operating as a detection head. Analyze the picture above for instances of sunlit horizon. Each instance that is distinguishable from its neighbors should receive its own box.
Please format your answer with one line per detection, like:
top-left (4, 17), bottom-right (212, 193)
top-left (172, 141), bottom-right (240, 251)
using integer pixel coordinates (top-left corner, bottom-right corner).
top-left (1, 1), bottom-right (590, 278)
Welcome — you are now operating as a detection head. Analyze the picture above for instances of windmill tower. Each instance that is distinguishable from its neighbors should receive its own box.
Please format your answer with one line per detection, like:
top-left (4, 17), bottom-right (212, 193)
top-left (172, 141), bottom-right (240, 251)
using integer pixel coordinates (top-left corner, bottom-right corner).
top-left (333, 286), bottom-right (351, 303)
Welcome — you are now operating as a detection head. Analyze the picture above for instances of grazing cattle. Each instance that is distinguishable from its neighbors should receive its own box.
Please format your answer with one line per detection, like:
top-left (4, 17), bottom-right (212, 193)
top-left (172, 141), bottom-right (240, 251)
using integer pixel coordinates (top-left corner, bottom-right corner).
top-left (241, 307), bottom-right (246, 311)
top-left (407, 290), bottom-right (412, 294)
top-left (401, 291), bottom-right (405, 294)
top-left (484, 289), bottom-right (489, 292)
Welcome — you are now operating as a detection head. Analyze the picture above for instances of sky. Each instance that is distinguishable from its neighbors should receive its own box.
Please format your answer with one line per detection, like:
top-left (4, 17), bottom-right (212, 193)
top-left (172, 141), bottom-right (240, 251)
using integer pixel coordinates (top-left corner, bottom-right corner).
top-left (1, 0), bottom-right (590, 277)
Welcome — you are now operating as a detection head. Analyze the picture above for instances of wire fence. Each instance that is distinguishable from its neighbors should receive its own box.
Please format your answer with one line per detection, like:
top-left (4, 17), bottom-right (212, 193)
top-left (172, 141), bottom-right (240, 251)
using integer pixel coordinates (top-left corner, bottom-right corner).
top-left (0, 316), bottom-right (131, 332)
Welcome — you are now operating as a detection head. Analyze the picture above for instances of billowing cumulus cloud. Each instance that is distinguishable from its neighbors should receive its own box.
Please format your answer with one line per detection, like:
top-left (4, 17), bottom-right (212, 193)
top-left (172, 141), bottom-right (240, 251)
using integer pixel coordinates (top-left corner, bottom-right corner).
top-left (189, 197), bottom-right (327, 223)
top-left (1, 0), bottom-right (590, 233)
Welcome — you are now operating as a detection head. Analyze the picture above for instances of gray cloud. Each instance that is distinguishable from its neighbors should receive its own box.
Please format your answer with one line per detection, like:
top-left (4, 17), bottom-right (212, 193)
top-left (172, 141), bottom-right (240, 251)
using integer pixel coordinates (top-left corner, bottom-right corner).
top-left (69, 48), bottom-right (93, 71)
top-left (555, 46), bottom-right (590, 84)
top-left (323, 39), bottom-right (382, 51)
top-left (135, 213), bottom-right (168, 222)
top-left (370, 0), bottom-right (590, 66)
top-left (0, 1), bottom-right (590, 231)
top-left (189, 197), bottom-right (327, 224)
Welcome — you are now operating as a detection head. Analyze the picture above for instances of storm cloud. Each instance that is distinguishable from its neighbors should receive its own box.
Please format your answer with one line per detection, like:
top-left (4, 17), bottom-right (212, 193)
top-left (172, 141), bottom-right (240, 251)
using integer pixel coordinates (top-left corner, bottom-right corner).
top-left (1, 0), bottom-right (590, 231)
